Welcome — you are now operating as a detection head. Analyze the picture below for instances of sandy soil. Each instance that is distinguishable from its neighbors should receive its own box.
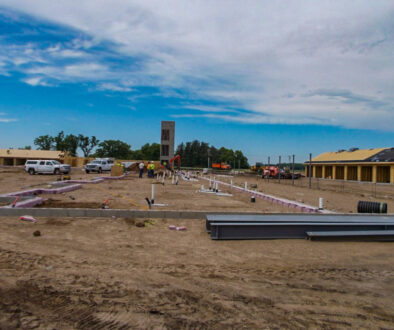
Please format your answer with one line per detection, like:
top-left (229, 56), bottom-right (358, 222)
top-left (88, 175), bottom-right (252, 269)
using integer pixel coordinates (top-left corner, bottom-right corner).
top-left (0, 217), bottom-right (393, 329)
top-left (213, 174), bottom-right (394, 213)
top-left (1, 167), bottom-right (393, 213)
top-left (0, 168), bottom-right (297, 213)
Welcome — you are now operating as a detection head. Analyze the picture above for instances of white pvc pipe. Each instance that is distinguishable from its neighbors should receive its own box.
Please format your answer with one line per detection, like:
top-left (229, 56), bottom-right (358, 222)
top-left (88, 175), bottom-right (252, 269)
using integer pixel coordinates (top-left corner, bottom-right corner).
top-left (176, 176), bottom-right (179, 185)
top-left (172, 176), bottom-right (175, 184)
top-left (319, 197), bottom-right (323, 210)
top-left (245, 182), bottom-right (248, 190)
top-left (151, 184), bottom-right (155, 203)
top-left (230, 179), bottom-right (233, 189)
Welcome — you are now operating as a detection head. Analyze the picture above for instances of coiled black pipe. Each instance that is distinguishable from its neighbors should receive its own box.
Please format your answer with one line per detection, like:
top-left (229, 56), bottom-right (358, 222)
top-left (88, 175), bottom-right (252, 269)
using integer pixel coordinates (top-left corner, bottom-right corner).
top-left (357, 201), bottom-right (387, 214)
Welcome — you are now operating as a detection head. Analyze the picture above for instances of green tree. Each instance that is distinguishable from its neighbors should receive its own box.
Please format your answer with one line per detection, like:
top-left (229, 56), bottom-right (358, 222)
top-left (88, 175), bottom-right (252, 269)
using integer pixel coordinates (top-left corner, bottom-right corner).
top-left (53, 131), bottom-right (66, 151)
top-left (140, 143), bottom-right (160, 160)
top-left (78, 135), bottom-right (99, 157)
top-left (175, 140), bottom-right (249, 168)
top-left (63, 134), bottom-right (79, 157)
top-left (34, 135), bottom-right (53, 150)
top-left (18, 146), bottom-right (32, 150)
top-left (95, 140), bottom-right (132, 159)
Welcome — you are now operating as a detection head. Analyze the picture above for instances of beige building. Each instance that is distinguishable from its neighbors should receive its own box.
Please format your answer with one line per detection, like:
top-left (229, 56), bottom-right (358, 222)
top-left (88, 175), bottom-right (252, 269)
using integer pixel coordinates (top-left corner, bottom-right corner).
top-left (305, 148), bottom-right (394, 184)
top-left (0, 149), bottom-right (67, 166)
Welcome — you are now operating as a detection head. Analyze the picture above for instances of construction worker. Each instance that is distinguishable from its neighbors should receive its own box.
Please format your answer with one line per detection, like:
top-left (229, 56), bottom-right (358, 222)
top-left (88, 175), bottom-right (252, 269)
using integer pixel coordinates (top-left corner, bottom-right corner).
top-left (147, 162), bottom-right (152, 178)
top-left (151, 162), bottom-right (156, 178)
top-left (139, 162), bottom-right (144, 178)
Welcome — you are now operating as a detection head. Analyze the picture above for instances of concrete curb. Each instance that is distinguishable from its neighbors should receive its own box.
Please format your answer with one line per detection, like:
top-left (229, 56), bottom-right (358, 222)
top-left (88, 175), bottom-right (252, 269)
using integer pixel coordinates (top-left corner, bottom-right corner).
top-left (0, 208), bottom-right (271, 219)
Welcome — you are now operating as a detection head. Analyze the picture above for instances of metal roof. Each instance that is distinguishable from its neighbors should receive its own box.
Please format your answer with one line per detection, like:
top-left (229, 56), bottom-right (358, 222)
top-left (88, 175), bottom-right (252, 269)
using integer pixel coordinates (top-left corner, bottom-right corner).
top-left (0, 149), bottom-right (66, 159)
top-left (310, 148), bottom-right (390, 163)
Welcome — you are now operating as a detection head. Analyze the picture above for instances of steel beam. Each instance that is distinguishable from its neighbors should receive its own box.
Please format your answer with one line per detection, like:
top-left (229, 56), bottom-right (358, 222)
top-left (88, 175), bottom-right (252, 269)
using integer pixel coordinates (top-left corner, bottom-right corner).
top-left (206, 214), bottom-right (394, 232)
top-left (210, 222), bottom-right (394, 240)
top-left (306, 230), bottom-right (394, 241)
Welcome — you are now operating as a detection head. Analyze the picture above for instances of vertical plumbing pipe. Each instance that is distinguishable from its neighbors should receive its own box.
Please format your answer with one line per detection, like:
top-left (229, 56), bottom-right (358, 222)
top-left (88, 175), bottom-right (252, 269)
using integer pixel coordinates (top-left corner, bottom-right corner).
top-left (309, 153), bottom-right (312, 189)
top-left (292, 154), bottom-right (295, 186)
top-left (151, 184), bottom-right (155, 204)
top-left (318, 197), bottom-right (323, 210)
top-left (244, 182), bottom-right (247, 190)
top-left (230, 179), bottom-right (233, 189)
top-left (172, 176), bottom-right (175, 184)
top-left (176, 175), bottom-right (179, 185)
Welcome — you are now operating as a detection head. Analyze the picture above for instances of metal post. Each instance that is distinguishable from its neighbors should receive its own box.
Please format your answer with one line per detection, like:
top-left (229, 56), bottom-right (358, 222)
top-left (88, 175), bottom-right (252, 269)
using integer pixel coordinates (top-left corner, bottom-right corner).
top-left (278, 156), bottom-right (281, 183)
top-left (267, 156), bottom-right (270, 183)
top-left (309, 153), bottom-right (312, 189)
top-left (292, 154), bottom-right (295, 186)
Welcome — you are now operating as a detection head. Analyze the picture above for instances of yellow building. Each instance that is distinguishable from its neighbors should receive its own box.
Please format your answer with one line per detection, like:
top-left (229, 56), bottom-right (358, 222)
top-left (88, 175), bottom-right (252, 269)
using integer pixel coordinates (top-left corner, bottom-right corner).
top-left (305, 148), bottom-right (394, 184)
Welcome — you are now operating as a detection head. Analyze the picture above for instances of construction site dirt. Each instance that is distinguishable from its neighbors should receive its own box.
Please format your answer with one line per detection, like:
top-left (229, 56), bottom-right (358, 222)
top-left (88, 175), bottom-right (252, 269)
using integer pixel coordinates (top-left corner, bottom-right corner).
top-left (0, 167), bottom-right (393, 212)
top-left (0, 217), bottom-right (393, 328)
top-left (1, 167), bottom-right (394, 328)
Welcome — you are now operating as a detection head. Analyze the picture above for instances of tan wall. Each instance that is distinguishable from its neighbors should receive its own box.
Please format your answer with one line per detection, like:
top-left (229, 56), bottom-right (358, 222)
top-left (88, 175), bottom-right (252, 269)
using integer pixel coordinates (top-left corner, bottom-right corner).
top-left (308, 163), bottom-right (394, 183)
top-left (391, 165), bottom-right (394, 184)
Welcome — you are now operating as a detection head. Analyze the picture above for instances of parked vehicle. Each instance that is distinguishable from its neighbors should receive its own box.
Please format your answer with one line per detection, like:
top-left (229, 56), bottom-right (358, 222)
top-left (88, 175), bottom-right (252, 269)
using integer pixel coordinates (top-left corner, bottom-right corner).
top-left (212, 162), bottom-right (231, 170)
top-left (263, 166), bottom-right (302, 179)
top-left (85, 158), bottom-right (114, 173)
top-left (24, 160), bottom-right (71, 175)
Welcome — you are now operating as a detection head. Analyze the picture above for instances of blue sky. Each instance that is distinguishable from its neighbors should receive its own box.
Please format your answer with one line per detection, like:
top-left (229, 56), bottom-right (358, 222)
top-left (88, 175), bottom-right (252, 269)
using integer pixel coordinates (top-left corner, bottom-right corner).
top-left (0, 1), bottom-right (393, 164)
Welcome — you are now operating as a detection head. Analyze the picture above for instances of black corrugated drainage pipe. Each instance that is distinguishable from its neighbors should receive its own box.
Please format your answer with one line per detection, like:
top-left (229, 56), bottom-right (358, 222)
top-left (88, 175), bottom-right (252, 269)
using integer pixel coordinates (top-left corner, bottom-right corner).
top-left (358, 201), bottom-right (387, 214)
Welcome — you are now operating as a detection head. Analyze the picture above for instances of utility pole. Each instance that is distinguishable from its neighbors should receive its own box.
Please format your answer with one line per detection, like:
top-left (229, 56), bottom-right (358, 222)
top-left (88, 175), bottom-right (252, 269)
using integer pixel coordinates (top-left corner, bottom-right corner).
top-left (309, 153), bottom-right (312, 189)
top-left (292, 154), bottom-right (295, 186)
top-left (278, 156), bottom-right (281, 183)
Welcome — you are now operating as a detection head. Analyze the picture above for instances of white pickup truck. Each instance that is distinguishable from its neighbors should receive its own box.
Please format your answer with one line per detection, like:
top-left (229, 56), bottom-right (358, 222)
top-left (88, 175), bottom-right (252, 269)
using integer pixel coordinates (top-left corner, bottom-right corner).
top-left (24, 160), bottom-right (71, 175)
top-left (85, 158), bottom-right (114, 173)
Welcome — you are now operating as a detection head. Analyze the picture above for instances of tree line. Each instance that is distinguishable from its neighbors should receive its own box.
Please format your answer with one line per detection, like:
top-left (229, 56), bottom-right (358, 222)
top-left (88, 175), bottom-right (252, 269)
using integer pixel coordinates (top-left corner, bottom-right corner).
top-left (176, 140), bottom-right (249, 168)
top-left (32, 133), bottom-right (249, 167)
top-left (33, 131), bottom-right (159, 159)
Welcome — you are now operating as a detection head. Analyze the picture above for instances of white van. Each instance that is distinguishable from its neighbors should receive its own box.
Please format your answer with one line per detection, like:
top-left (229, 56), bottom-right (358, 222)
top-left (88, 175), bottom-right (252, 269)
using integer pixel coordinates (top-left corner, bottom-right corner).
top-left (24, 160), bottom-right (71, 175)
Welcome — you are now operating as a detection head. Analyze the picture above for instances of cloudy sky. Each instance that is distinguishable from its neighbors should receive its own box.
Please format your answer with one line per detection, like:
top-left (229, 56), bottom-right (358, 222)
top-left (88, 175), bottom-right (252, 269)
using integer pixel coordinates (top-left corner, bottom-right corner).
top-left (0, 1), bottom-right (393, 163)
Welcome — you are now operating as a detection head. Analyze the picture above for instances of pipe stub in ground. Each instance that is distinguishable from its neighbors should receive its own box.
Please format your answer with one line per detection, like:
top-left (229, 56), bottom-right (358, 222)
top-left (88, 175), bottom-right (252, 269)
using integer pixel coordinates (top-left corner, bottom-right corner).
top-left (251, 196), bottom-right (256, 203)
top-left (357, 201), bottom-right (387, 214)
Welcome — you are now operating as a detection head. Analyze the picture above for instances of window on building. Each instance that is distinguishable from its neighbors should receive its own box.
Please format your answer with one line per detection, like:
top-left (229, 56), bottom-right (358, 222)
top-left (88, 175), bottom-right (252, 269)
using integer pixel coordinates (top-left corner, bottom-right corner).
top-left (161, 145), bottom-right (169, 156)
top-left (162, 129), bottom-right (170, 141)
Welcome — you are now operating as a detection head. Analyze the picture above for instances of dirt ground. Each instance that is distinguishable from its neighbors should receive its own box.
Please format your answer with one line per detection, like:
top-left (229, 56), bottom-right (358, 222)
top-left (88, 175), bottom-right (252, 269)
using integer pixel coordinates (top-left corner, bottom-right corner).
top-left (213, 174), bottom-right (394, 213)
top-left (0, 217), bottom-right (393, 329)
top-left (0, 168), bottom-right (297, 213)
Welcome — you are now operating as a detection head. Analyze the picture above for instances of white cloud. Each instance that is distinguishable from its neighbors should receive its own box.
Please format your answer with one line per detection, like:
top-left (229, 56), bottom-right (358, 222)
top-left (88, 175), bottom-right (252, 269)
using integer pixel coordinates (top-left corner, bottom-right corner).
top-left (98, 83), bottom-right (133, 92)
top-left (178, 104), bottom-right (239, 113)
top-left (0, 0), bottom-right (393, 130)
top-left (0, 112), bottom-right (17, 122)
top-left (0, 118), bottom-right (17, 122)
top-left (22, 76), bottom-right (51, 86)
